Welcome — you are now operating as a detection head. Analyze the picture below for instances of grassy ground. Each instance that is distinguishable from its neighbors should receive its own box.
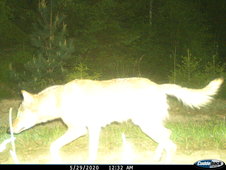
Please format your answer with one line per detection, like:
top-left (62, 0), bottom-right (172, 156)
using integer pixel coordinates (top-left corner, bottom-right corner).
top-left (0, 98), bottom-right (225, 164)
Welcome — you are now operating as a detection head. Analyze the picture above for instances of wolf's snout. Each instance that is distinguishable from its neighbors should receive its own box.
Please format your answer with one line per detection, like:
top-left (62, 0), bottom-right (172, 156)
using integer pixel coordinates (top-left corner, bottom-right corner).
top-left (7, 119), bottom-right (25, 134)
top-left (6, 127), bottom-right (19, 134)
top-left (7, 127), bottom-right (26, 134)
top-left (6, 126), bottom-right (22, 134)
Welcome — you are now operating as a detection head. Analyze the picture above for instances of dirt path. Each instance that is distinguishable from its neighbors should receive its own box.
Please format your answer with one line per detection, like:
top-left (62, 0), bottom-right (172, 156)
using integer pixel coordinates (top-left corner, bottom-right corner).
top-left (4, 147), bottom-right (226, 164)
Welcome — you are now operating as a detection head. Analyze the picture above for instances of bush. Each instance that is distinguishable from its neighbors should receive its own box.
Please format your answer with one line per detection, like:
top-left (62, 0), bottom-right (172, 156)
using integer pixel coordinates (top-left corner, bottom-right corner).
top-left (66, 63), bottom-right (101, 81)
top-left (169, 49), bottom-right (226, 98)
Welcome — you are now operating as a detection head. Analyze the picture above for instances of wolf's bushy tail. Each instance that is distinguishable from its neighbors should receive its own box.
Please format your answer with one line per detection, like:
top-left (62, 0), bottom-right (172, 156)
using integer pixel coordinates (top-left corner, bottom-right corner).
top-left (160, 78), bottom-right (224, 108)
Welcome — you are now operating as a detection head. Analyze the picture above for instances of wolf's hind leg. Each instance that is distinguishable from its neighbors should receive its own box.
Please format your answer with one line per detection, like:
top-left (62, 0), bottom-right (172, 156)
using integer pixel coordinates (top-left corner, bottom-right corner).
top-left (50, 126), bottom-right (87, 163)
top-left (152, 128), bottom-right (176, 163)
top-left (135, 121), bottom-right (176, 163)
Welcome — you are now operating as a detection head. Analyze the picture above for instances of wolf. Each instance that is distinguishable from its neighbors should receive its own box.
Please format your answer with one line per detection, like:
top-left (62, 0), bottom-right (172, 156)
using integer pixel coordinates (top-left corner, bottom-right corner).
top-left (11, 77), bottom-right (223, 163)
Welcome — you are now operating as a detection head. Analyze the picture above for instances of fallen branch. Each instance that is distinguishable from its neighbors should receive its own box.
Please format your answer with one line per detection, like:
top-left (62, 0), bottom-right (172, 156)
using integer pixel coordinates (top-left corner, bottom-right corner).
top-left (9, 108), bottom-right (19, 163)
top-left (0, 138), bottom-right (15, 152)
top-left (0, 108), bottom-right (19, 163)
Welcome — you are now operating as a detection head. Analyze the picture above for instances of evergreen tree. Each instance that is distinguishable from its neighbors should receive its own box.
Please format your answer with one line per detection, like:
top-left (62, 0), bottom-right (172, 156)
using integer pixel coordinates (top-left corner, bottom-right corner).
top-left (24, 0), bottom-right (74, 90)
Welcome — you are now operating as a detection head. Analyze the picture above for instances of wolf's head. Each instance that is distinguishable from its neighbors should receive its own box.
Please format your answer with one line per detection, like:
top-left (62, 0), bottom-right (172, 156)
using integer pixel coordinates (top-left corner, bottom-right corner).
top-left (10, 89), bottom-right (60, 134)
top-left (10, 90), bottom-right (42, 134)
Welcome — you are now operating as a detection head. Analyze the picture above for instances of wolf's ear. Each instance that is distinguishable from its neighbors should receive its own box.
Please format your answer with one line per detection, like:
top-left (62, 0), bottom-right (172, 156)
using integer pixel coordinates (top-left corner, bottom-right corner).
top-left (21, 90), bottom-right (33, 103)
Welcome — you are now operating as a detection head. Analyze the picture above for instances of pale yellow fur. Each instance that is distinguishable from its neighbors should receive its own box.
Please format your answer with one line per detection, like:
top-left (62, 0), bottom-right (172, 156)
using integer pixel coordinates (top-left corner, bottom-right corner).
top-left (12, 77), bottom-right (223, 163)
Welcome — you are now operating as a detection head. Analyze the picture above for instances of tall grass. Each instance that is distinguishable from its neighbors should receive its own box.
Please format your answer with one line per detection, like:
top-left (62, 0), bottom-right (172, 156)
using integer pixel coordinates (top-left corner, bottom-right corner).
top-left (167, 120), bottom-right (226, 151)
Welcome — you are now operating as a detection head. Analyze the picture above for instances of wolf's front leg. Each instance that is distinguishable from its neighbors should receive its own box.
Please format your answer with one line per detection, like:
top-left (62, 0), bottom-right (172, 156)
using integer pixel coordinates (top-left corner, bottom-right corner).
top-left (50, 126), bottom-right (87, 163)
top-left (87, 126), bottom-right (101, 164)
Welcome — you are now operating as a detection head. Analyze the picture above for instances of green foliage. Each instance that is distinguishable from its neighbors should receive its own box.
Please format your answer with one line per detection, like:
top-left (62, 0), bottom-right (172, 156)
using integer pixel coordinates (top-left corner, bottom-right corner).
top-left (168, 120), bottom-right (226, 150)
top-left (169, 49), bottom-right (225, 88)
top-left (0, 47), bottom-right (32, 98)
top-left (31, 0), bottom-right (74, 61)
top-left (154, 0), bottom-right (214, 57)
top-left (10, 0), bottom-right (75, 92)
top-left (204, 55), bottom-right (225, 79)
top-left (169, 49), bottom-right (201, 86)
top-left (66, 63), bottom-right (101, 81)
top-left (0, 0), bottom-right (26, 48)
top-left (0, 0), bottom-right (225, 98)
top-left (64, 0), bottom-right (148, 79)
top-left (87, 54), bottom-right (141, 79)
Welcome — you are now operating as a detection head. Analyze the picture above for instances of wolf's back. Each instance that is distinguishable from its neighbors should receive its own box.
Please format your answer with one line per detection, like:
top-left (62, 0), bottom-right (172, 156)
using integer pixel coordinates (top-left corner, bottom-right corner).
top-left (160, 78), bottom-right (224, 108)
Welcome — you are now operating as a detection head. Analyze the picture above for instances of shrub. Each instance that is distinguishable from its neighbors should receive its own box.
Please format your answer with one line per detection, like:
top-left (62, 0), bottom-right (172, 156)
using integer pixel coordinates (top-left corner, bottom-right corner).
top-left (169, 49), bottom-right (225, 95)
top-left (66, 63), bottom-right (101, 81)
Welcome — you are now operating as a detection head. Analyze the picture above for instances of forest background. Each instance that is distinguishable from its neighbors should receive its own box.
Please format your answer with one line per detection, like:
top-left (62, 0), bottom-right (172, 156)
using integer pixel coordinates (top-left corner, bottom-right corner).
top-left (0, 0), bottom-right (225, 99)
